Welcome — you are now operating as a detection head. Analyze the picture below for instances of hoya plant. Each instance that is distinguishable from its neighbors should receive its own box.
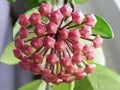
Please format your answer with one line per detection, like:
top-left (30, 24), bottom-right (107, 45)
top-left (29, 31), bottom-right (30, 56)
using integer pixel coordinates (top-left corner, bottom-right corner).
top-left (1, 0), bottom-right (120, 90)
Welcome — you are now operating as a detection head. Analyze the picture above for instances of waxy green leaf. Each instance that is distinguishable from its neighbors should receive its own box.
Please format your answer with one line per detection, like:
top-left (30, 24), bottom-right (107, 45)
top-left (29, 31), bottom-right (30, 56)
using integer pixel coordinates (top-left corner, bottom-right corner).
top-left (52, 82), bottom-right (74, 90)
top-left (74, 63), bottom-right (120, 90)
top-left (26, 0), bottom-right (45, 9)
top-left (7, 0), bottom-right (16, 3)
top-left (18, 80), bottom-right (46, 90)
top-left (18, 79), bottom-right (74, 90)
top-left (93, 15), bottom-right (114, 39)
top-left (0, 42), bottom-right (19, 65)
top-left (74, 0), bottom-right (87, 4)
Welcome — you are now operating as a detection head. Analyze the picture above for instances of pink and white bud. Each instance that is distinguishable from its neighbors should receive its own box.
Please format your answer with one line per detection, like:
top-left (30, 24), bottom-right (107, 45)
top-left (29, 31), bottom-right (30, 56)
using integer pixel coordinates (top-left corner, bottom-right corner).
top-left (76, 72), bottom-right (87, 80)
top-left (72, 11), bottom-right (85, 24)
top-left (86, 14), bottom-right (97, 27)
top-left (30, 63), bottom-right (43, 75)
top-left (83, 45), bottom-right (94, 56)
top-left (93, 35), bottom-right (103, 48)
top-left (73, 68), bottom-right (84, 76)
top-left (34, 24), bottom-right (46, 37)
top-left (72, 54), bottom-right (84, 64)
top-left (55, 40), bottom-right (67, 52)
top-left (13, 48), bottom-right (22, 59)
top-left (15, 38), bottom-right (25, 49)
top-left (41, 68), bottom-right (51, 76)
top-left (60, 57), bottom-right (72, 67)
top-left (32, 53), bottom-right (43, 63)
top-left (50, 10), bottom-right (64, 24)
top-left (19, 57), bottom-right (31, 70)
top-left (43, 36), bottom-right (55, 48)
top-left (84, 64), bottom-right (96, 73)
top-left (60, 4), bottom-right (72, 17)
top-left (22, 45), bottom-right (33, 56)
top-left (59, 28), bottom-right (69, 40)
top-left (72, 41), bottom-right (84, 54)
top-left (86, 51), bottom-right (96, 60)
top-left (64, 76), bottom-right (75, 83)
top-left (46, 54), bottom-right (59, 65)
top-left (80, 25), bottom-right (92, 38)
top-left (31, 37), bottom-right (43, 49)
top-left (46, 22), bottom-right (58, 34)
top-left (69, 30), bottom-right (81, 42)
top-left (29, 13), bottom-right (41, 26)
top-left (19, 27), bottom-right (29, 38)
top-left (66, 65), bottom-right (78, 74)
top-left (57, 72), bottom-right (70, 80)
top-left (19, 14), bottom-right (29, 27)
top-left (38, 3), bottom-right (51, 16)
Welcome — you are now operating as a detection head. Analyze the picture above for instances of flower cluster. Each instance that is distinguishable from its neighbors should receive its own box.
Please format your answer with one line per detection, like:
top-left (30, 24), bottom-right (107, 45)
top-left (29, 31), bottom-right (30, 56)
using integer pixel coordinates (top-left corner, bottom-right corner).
top-left (13, 3), bottom-right (103, 84)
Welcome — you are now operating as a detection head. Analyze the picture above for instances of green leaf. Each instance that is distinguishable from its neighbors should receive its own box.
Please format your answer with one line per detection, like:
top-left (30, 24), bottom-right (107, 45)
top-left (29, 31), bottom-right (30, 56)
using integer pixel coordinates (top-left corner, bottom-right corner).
top-left (74, 63), bottom-right (120, 90)
top-left (26, 0), bottom-right (45, 9)
top-left (7, 0), bottom-right (16, 3)
top-left (18, 80), bottom-right (46, 90)
top-left (93, 15), bottom-right (114, 39)
top-left (13, 7), bottom-right (38, 40)
top-left (0, 41), bottom-right (19, 65)
top-left (52, 81), bottom-right (74, 90)
top-left (74, 0), bottom-right (87, 3)
top-left (94, 48), bottom-right (105, 65)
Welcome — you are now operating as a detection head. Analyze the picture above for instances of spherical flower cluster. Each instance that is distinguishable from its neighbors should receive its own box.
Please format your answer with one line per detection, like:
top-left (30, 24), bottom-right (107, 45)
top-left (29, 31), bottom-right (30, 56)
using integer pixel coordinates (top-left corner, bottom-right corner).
top-left (13, 3), bottom-right (103, 84)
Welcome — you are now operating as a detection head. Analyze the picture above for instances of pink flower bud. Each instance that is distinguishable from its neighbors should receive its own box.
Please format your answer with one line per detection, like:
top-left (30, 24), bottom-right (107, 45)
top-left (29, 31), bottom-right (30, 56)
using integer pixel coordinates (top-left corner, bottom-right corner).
top-left (38, 3), bottom-right (51, 16)
top-left (84, 64), bottom-right (96, 73)
top-left (13, 48), bottom-right (22, 59)
top-left (86, 51), bottom-right (96, 60)
top-left (19, 57), bottom-right (31, 70)
top-left (86, 14), bottom-right (97, 27)
top-left (41, 68), bottom-right (51, 76)
top-left (57, 72), bottom-right (70, 80)
top-left (72, 54), bottom-right (84, 64)
top-left (72, 41), bottom-right (84, 54)
top-left (31, 37), bottom-right (43, 49)
top-left (76, 72), bottom-right (87, 80)
top-left (64, 76), bottom-right (75, 83)
top-left (53, 78), bottom-right (63, 84)
top-left (29, 13), bottom-right (41, 26)
top-left (66, 65), bottom-right (78, 74)
top-left (60, 57), bottom-right (72, 67)
top-left (32, 53), bottom-right (43, 63)
top-left (72, 11), bottom-right (85, 24)
top-left (83, 45), bottom-right (94, 56)
top-left (93, 35), bottom-right (103, 48)
top-left (14, 38), bottom-right (25, 49)
top-left (50, 10), bottom-right (64, 24)
top-left (34, 24), bottom-right (46, 37)
top-left (59, 28), bottom-right (69, 40)
top-left (46, 54), bottom-right (59, 65)
top-left (19, 61), bottom-right (30, 71)
top-left (19, 27), bottom-right (29, 38)
top-left (80, 25), bottom-right (92, 38)
top-left (22, 45), bottom-right (33, 55)
top-left (73, 68), bottom-right (84, 76)
top-left (46, 22), bottom-right (58, 34)
top-left (60, 5), bottom-right (72, 17)
top-left (55, 40), bottom-right (67, 52)
top-left (69, 30), bottom-right (81, 42)
top-left (43, 36), bottom-right (55, 48)
top-left (30, 63), bottom-right (43, 75)
top-left (19, 14), bottom-right (29, 27)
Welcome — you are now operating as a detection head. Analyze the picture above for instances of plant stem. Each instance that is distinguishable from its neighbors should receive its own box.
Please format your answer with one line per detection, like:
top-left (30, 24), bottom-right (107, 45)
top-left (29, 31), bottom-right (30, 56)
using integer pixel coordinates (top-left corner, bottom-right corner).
top-left (46, 83), bottom-right (52, 90)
